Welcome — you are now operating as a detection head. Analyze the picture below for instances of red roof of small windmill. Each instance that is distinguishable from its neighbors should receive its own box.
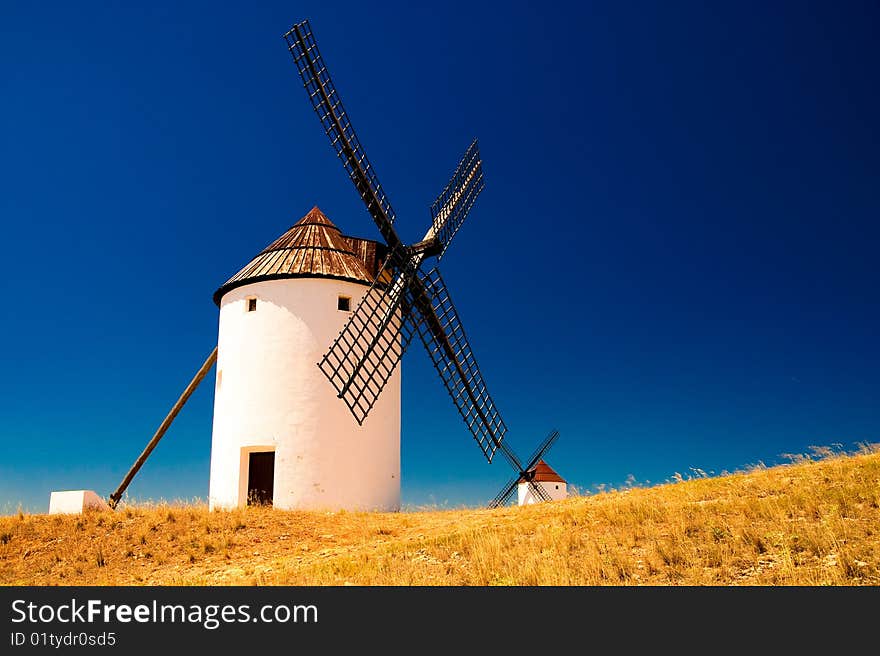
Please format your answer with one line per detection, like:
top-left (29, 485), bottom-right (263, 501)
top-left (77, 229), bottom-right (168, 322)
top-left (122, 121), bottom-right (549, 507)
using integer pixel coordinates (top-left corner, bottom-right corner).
top-left (519, 460), bottom-right (566, 484)
top-left (213, 207), bottom-right (382, 305)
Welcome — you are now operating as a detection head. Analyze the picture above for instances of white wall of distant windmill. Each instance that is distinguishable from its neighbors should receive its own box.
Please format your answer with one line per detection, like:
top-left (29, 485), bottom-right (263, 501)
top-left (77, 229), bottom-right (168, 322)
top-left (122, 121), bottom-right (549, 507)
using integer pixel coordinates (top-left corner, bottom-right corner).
top-left (517, 481), bottom-right (567, 505)
top-left (208, 278), bottom-right (401, 512)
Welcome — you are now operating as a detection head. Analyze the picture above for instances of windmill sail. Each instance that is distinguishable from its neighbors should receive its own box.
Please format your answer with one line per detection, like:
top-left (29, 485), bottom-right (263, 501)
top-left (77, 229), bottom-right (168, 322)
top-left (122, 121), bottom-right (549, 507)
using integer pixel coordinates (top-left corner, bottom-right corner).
top-left (412, 268), bottom-right (507, 461)
top-left (489, 475), bottom-right (521, 509)
top-left (284, 20), bottom-right (403, 252)
top-left (431, 139), bottom-right (485, 258)
top-left (285, 19), bottom-right (512, 464)
top-left (525, 430), bottom-right (561, 472)
top-left (318, 258), bottom-right (421, 424)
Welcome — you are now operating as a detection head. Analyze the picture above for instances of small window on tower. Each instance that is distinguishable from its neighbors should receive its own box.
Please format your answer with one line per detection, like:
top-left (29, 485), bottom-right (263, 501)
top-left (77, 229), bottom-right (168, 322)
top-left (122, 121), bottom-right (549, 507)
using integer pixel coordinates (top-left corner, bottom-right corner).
top-left (247, 298), bottom-right (257, 312)
top-left (555, 485), bottom-right (559, 490)
top-left (337, 295), bottom-right (351, 312)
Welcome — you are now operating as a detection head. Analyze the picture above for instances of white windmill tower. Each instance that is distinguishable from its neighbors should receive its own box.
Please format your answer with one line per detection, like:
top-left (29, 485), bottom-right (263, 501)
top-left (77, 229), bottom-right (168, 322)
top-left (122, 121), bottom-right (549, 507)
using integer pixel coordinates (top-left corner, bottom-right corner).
top-left (208, 207), bottom-right (401, 511)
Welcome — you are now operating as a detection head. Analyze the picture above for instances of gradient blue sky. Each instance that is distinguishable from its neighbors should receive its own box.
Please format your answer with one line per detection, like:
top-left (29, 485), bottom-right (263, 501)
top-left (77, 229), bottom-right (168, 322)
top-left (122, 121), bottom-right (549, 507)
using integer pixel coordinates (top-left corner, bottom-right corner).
top-left (1, 1), bottom-right (878, 513)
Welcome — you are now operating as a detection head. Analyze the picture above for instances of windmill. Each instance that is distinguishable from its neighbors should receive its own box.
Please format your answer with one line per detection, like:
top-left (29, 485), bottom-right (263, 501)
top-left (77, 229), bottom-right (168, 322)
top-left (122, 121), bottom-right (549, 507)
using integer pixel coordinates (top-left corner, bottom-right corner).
top-left (90, 18), bottom-right (559, 513)
top-left (488, 430), bottom-right (561, 508)
top-left (283, 19), bottom-right (561, 506)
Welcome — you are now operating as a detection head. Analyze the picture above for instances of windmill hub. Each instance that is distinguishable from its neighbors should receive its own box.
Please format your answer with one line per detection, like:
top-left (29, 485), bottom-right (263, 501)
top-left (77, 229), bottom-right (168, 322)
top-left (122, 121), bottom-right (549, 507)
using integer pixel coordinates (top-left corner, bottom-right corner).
top-left (408, 237), bottom-right (442, 258)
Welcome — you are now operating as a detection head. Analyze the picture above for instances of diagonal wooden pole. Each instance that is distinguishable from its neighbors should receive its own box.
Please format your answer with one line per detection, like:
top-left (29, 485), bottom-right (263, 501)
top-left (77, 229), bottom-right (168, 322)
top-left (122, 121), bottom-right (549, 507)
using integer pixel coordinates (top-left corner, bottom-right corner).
top-left (108, 346), bottom-right (218, 509)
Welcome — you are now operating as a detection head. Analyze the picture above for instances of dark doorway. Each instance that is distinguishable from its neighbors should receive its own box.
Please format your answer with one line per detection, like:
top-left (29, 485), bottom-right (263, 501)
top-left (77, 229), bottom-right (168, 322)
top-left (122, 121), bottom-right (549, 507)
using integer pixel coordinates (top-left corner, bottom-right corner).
top-left (247, 452), bottom-right (274, 506)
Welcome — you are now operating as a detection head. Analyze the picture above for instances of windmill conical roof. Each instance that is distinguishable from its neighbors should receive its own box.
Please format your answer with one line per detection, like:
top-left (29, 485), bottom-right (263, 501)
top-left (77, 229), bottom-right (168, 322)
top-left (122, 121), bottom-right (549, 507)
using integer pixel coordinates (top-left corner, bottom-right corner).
top-left (519, 460), bottom-right (566, 484)
top-left (213, 207), bottom-right (377, 305)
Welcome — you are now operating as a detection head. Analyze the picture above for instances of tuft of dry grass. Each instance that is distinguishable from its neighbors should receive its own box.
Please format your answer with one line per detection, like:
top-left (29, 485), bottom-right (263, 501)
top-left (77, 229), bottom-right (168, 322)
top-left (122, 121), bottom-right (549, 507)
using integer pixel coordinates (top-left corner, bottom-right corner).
top-left (1, 450), bottom-right (878, 585)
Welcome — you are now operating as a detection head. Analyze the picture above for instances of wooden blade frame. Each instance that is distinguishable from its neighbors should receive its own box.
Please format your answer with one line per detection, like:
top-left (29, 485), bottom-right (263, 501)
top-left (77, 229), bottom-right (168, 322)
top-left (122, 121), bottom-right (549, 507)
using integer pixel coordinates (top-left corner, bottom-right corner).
top-left (285, 20), bottom-right (508, 463)
top-left (430, 139), bottom-right (484, 259)
top-left (317, 255), bottom-right (422, 424)
top-left (412, 267), bottom-right (507, 461)
top-left (489, 474), bottom-right (521, 508)
top-left (284, 20), bottom-right (405, 256)
top-left (525, 429), bottom-right (561, 472)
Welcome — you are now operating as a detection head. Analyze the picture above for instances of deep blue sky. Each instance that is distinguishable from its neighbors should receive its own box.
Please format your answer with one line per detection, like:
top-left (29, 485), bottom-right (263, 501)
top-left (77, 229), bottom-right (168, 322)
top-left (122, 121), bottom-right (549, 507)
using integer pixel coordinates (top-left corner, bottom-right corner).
top-left (1, 1), bottom-right (878, 513)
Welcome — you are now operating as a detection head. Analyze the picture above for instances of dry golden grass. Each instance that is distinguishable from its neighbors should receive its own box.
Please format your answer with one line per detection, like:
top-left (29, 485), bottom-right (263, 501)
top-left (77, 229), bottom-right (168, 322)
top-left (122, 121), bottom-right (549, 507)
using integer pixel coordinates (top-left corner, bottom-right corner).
top-left (1, 449), bottom-right (879, 585)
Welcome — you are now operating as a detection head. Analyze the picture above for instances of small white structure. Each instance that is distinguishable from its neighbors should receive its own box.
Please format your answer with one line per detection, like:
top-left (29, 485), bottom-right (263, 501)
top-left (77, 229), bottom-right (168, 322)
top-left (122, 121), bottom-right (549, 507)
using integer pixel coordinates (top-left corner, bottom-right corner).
top-left (208, 207), bottom-right (401, 512)
top-left (48, 490), bottom-right (110, 514)
top-left (517, 460), bottom-right (567, 505)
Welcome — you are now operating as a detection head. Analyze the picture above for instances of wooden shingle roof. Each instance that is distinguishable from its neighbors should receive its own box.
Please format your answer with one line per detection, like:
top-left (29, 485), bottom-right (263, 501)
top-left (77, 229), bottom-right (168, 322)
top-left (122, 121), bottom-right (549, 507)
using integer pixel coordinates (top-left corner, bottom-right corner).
top-left (213, 207), bottom-right (380, 305)
top-left (519, 460), bottom-right (566, 484)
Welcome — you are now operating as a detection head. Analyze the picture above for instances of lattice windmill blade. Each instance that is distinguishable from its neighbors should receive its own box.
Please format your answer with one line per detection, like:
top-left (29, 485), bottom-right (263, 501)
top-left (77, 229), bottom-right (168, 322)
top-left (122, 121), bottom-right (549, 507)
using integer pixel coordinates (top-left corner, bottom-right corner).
top-left (527, 474), bottom-right (553, 503)
top-left (283, 20), bottom-right (406, 254)
top-left (495, 441), bottom-right (527, 475)
top-left (488, 474), bottom-right (520, 509)
top-left (430, 139), bottom-right (485, 259)
top-left (317, 254), bottom-right (423, 424)
top-left (410, 267), bottom-right (507, 462)
top-left (524, 429), bottom-right (560, 473)
top-left (287, 19), bottom-right (514, 465)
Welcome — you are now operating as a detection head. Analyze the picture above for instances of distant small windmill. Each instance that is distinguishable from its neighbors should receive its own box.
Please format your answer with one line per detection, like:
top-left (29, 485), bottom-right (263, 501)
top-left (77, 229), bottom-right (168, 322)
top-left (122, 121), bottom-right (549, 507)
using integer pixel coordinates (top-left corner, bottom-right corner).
top-left (83, 19), bottom-right (560, 513)
top-left (488, 430), bottom-right (562, 508)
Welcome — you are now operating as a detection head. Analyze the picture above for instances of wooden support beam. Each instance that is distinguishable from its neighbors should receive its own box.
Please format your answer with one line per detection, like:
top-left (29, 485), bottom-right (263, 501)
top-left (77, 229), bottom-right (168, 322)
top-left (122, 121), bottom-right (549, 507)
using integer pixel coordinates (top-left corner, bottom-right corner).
top-left (108, 346), bottom-right (218, 509)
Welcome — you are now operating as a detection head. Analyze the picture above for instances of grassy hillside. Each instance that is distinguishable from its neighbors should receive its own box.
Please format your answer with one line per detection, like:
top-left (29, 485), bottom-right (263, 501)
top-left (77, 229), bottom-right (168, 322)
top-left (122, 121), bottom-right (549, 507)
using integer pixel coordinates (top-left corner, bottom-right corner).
top-left (1, 450), bottom-right (878, 585)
